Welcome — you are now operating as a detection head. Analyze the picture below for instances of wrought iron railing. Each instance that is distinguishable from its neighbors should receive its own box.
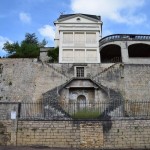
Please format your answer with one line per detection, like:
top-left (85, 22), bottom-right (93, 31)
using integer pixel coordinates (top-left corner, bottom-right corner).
top-left (99, 34), bottom-right (150, 46)
top-left (0, 101), bottom-right (150, 120)
top-left (18, 101), bottom-right (150, 120)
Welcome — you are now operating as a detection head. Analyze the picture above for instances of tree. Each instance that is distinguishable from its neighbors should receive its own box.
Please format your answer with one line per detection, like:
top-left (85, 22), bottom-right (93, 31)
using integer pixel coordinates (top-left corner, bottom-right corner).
top-left (23, 33), bottom-right (38, 45)
top-left (3, 33), bottom-right (47, 58)
top-left (47, 47), bottom-right (59, 62)
top-left (3, 41), bottom-right (19, 55)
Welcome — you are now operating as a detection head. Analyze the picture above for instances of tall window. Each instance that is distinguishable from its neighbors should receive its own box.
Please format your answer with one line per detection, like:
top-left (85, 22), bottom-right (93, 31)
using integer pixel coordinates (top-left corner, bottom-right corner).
top-left (76, 67), bottom-right (84, 77)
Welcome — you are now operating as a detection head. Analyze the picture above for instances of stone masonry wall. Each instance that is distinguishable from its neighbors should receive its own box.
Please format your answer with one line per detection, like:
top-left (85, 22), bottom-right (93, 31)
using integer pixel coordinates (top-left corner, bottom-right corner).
top-left (0, 59), bottom-right (70, 102)
top-left (0, 120), bottom-right (15, 146)
top-left (104, 120), bottom-right (150, 149)
top-left (0, 59), bottom-right (112, 102)
top-left (1, 59), bottom-right (150, 103)
top-left (15, 120), bottom-right (150, 149)
top-left (17, 121), bottom-right (103, 148)
top-left (124, 64), bottom-right (150, 101)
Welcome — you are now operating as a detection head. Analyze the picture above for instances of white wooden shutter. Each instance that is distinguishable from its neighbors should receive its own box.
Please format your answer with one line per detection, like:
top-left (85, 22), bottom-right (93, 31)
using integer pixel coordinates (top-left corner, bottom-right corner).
top-left (74, 32), bottom-right (85, 46)
top-left (86, 49), bottom-right (97, 62)
top-left (74, 49), bottom-right (85, 62)
top-left (62, 49), bottom-right (73, 62)
top-left (63, 33), bottom-right (73, 43)
top-left (86, 33), bottom-right (96, 44)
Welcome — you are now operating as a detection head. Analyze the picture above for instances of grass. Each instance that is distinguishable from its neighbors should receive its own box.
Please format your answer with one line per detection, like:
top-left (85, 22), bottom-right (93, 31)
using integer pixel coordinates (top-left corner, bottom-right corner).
top-left (72, 108), bottom-right (100, 120)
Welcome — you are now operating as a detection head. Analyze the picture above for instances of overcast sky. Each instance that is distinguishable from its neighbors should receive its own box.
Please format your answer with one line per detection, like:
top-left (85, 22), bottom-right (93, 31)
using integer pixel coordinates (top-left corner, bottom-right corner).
top-left (0, 0), bottom-right (150, 56)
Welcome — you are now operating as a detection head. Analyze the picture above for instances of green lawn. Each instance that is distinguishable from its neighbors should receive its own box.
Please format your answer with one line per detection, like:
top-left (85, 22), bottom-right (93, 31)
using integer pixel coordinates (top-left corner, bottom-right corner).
top-left (72, 109), bottom-right (100, 120)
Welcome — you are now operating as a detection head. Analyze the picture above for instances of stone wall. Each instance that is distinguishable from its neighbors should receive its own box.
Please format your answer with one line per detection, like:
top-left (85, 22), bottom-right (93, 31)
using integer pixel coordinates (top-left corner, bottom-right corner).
top-left (124, 64), bottom-right (150, 101)
top-left (0, 59), bottom-right (70, 102)
top-left (1, 58), bottom-right (150, 106)
top-left (104, 120), bottom-right (150, 149)
top-left (0, 59), bottom-right (113, 102)
top-left (0, 120), bottom-right (15, 146)
top-left (0, 121), bottom-right (11, 145)
top-left (17, 121), bottom-right (103, 148)
top-left (15, 120), bottom-right (150, 149)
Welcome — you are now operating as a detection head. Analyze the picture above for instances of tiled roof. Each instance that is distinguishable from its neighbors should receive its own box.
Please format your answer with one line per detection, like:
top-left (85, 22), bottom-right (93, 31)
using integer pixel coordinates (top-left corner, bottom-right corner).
top-left (58, 13), bottom-right (101, 21)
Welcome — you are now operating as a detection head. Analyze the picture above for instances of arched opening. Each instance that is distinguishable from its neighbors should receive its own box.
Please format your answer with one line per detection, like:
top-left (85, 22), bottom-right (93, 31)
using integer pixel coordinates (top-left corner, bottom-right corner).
top-left (100, 44), bottom-right (122, 63)
top-left (77, 95), bottom-right (86, 110)
top-left (128, 43), bottom-right (150, 57)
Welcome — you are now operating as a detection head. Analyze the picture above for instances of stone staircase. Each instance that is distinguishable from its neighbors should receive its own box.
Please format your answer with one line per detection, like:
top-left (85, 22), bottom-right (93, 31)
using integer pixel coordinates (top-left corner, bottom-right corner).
top-left (93, 63), bottom-right (121, 79)
top-left (99, 89), bottom-right (124, 119)
top-left (43, 84), bottom-right (71, 120)
top-left (45, 63), bottom-right (69, 78)
top-left (42, 63), bottom-right (124, 120)
top-left (92, 63), bottom-right (124, 119)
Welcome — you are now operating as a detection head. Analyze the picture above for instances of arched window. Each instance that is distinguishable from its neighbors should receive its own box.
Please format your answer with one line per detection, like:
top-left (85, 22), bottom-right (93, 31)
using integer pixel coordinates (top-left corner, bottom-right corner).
top-left (128, 43), bottom-right (150, 57)
top-left (100, 44), bottom-right (122, 63)
top-left (77, 95), bottom-right (86, 110)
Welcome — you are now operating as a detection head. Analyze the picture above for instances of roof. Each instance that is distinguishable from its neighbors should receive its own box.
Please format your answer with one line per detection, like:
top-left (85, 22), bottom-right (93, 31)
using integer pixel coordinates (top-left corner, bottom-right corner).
top-left (58, 77), bottom-right (108, 95)
top-left (57, 13), bottom-right (101, 21)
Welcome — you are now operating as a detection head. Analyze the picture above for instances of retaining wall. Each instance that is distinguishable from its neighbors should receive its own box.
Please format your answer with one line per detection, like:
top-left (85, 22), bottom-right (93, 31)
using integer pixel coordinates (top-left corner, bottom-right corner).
top-left (0, 119), bottom-right (150, 149)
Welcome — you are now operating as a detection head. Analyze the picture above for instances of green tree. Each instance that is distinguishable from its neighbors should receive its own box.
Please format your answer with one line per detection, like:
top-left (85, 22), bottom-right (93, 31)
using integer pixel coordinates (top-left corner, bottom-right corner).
top-left (47, 47), bottom-right (59, 62)
top-left (3, 41), bottom-right (19, 55)
top-left (3, 33), bottom-right (47, 58)
top-left (23, 33), bottom-right (38, 45)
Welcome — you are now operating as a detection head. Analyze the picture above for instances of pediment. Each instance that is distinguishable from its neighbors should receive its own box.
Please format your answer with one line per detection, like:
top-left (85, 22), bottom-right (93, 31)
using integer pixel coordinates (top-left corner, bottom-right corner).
top-left (57, 14), bottom-right (99, 23)
top-left (64, 78), bottom-right (100, 89)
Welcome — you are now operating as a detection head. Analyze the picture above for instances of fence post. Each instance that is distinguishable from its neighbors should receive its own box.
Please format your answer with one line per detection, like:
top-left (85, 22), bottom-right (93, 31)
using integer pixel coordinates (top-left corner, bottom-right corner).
top-left (10, 103), bottom-right (19, 146)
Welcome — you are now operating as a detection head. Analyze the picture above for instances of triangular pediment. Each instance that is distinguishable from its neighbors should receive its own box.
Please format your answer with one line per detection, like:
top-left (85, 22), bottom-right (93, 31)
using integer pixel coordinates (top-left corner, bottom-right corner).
top-left (59, 78), bottom-right (102, 90)
top-left (65, 78), bottom-right (99, 89)
top-left (57, 77), bottom-right (108, 95)
top-left (56, 14), bottom-right (100, 23)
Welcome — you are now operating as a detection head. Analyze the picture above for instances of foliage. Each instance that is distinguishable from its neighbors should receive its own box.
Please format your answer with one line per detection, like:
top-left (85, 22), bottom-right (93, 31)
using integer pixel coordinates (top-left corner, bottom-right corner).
top-left (72, 108), bottom-right (100, 120)
top-left (3, 33), bottom-right (47, 58)
top-left (3, 41), bottom-right (19, 55)
top-left (47, 47), bottom-right (59, 62)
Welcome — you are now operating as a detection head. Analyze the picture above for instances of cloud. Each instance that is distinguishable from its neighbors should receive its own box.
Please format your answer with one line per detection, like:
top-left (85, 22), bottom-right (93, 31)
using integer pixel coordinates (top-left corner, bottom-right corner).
top-left (38, 25), bottom-right (55, 41)
top-left (0, 36), bottom-right (13, 57)
top-left (19, 12), bottom-right (31, 24)
top-left (71, 0), bottom-right (147, 25)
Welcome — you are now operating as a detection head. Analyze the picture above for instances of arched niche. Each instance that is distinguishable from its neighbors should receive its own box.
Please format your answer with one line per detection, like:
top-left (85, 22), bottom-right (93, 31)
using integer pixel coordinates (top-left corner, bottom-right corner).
top-left (77, 95), bottom-right (86, 110)
top-left (128, 43), bottom-right (150, 58)
top-left (100, 44), bottom-right (122, 63)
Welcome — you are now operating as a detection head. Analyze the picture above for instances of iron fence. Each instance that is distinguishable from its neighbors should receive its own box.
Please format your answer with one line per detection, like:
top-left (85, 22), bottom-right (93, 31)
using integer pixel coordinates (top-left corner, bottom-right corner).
top-left (19, 101), bottom-right (150, 120)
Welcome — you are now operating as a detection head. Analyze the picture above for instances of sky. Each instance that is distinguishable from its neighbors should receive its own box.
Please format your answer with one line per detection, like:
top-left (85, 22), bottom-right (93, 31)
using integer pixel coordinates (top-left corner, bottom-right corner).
top-left (0, 0), bottom-right (150, 57)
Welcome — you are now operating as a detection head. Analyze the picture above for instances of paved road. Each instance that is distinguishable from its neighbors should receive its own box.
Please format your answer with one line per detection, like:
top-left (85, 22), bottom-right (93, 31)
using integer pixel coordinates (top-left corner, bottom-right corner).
top-left (0, 146), bottom-right (149, 150)
top-left (0, 146), bottom-right (74, 150)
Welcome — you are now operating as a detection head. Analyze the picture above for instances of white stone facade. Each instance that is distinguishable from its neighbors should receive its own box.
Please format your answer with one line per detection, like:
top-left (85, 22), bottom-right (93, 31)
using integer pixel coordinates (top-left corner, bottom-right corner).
top-left (54, 14), bottom-right (102, 63)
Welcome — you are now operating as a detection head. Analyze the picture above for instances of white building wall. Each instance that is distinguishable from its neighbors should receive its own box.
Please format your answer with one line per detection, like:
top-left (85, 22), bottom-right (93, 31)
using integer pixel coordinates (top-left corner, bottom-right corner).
top-left (54, 15), bottom-right (102, 63)
top-left (59, 31), bottom-right (100, 63)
